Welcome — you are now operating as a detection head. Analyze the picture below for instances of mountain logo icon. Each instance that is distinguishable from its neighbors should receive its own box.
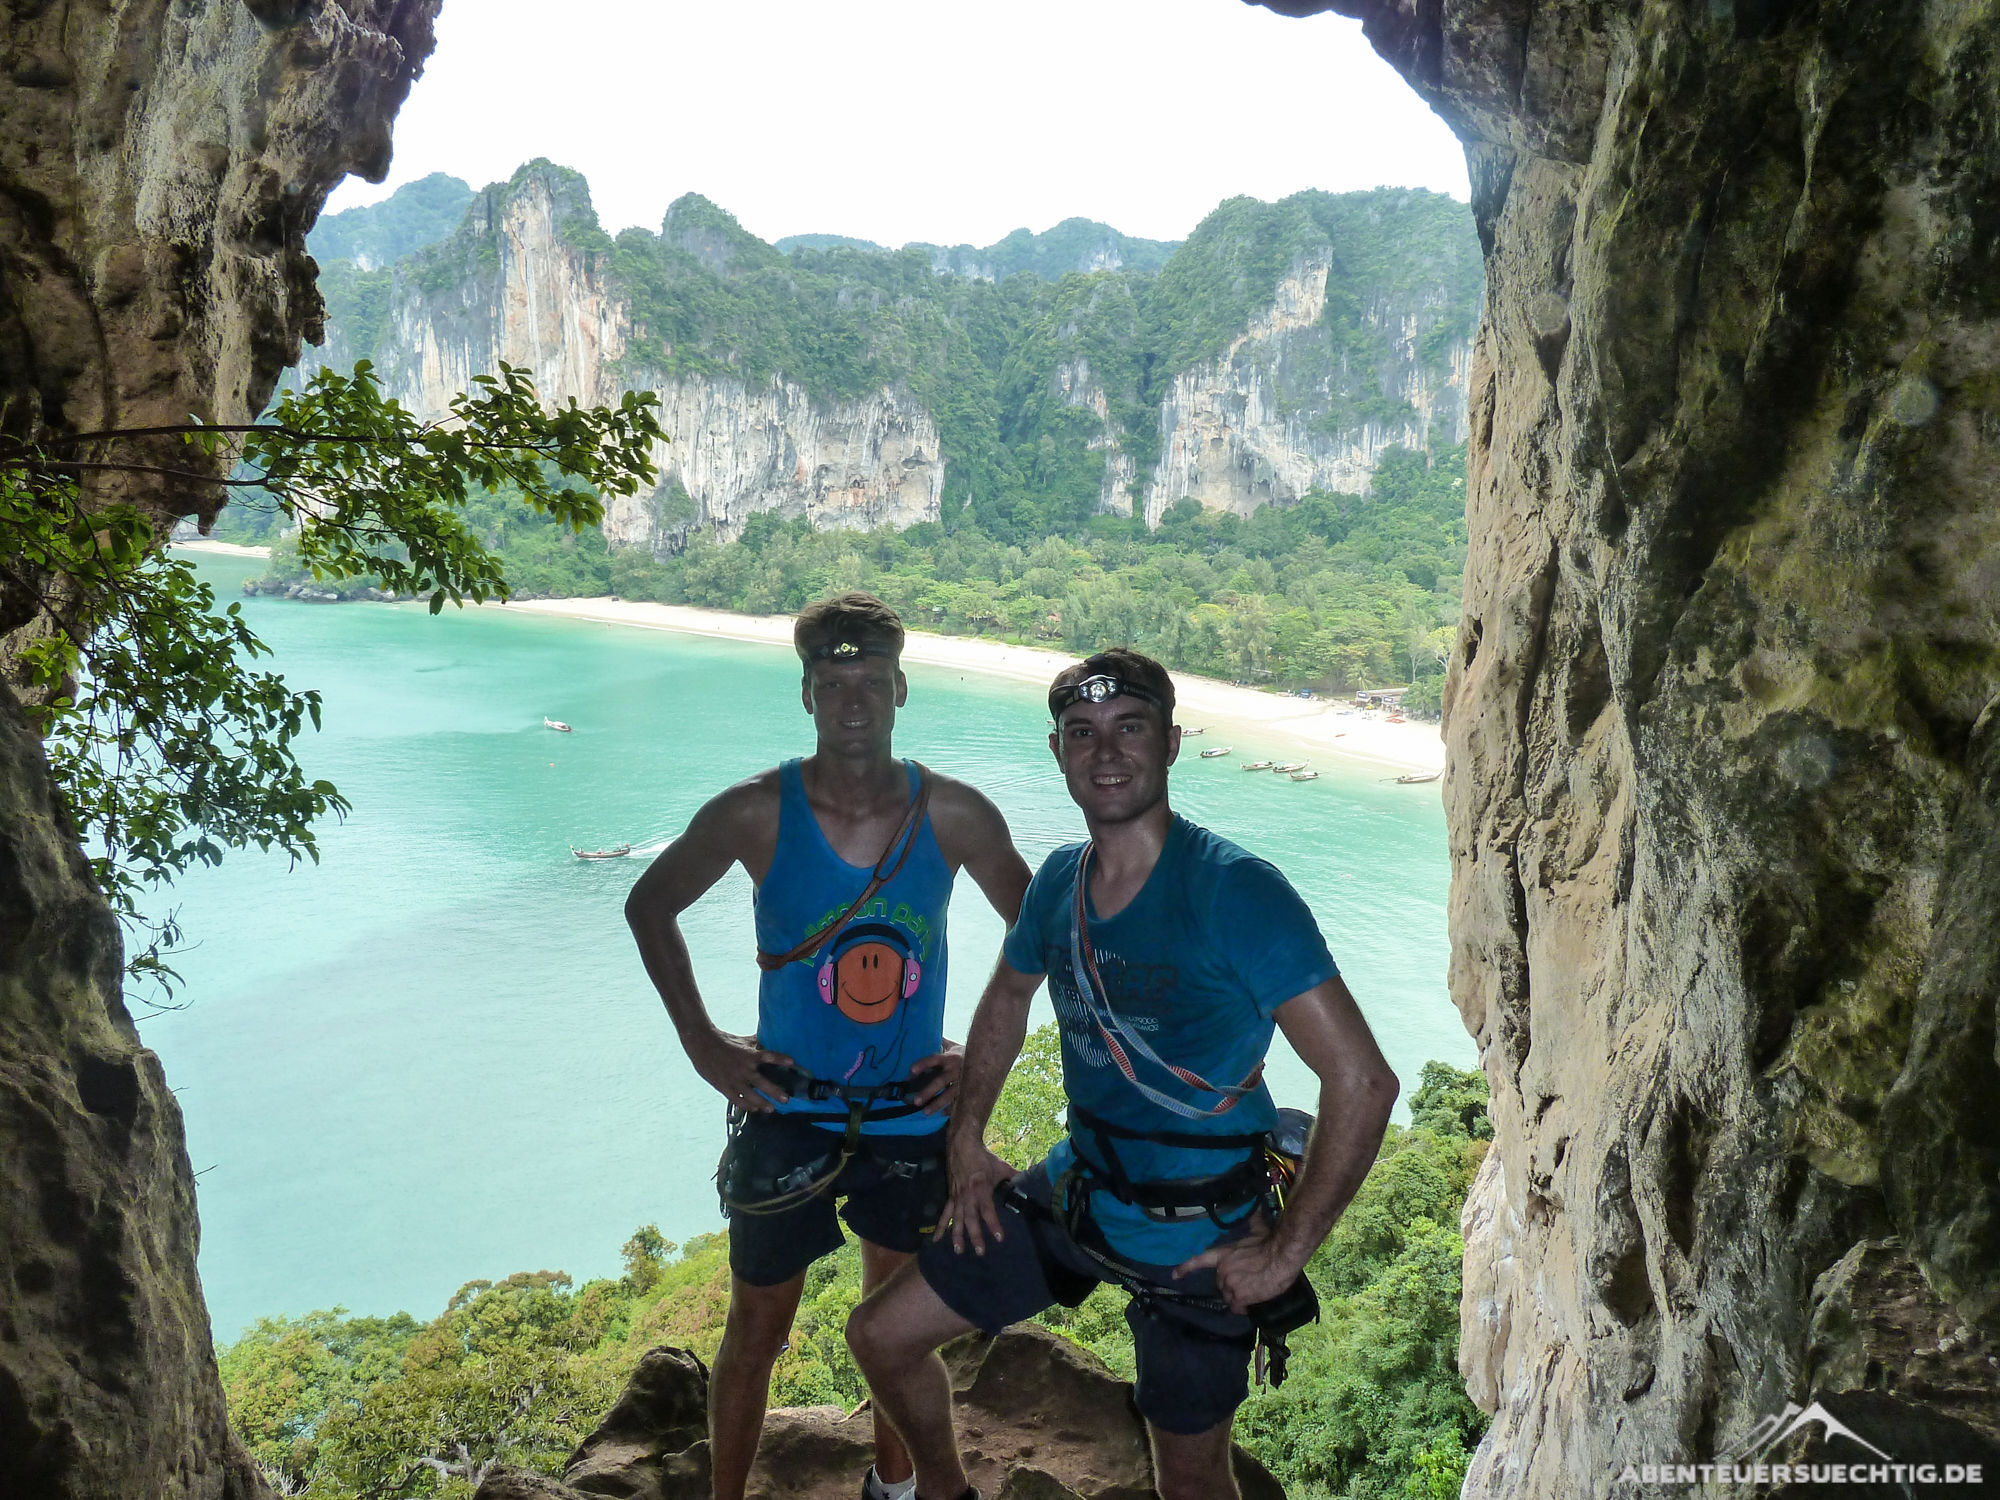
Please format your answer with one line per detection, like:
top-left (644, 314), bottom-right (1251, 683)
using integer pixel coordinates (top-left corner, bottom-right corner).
top-left (1728, 1402), bottom-right (1896, 1464)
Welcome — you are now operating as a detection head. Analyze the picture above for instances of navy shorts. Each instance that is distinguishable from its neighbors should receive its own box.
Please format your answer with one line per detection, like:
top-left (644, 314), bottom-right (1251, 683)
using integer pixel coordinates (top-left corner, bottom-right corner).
top-left (721, 1111), bottom-right (948, 1287)
top-left (916, 1162), bottom-right (1258, 1435)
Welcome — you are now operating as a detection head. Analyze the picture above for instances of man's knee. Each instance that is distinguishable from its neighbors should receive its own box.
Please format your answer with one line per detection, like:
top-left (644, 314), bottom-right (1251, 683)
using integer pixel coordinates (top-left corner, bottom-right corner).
top-left (720, 1277), bottom-right (803, 1364)
top-left (846, 1277), bottom-right (937, 1374)
top-left (845, 1293), bottom-right (894, 1370)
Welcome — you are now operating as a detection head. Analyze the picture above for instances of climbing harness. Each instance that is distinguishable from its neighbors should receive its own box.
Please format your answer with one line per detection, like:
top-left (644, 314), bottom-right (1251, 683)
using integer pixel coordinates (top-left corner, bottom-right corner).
top-left (716, 1064), bottom-right (945, 1217)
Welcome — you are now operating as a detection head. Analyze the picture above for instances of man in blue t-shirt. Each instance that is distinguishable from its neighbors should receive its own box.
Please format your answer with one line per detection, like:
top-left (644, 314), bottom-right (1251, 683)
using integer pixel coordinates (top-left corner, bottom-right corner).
top-left (847, 648), bottom-right (1400, 1500)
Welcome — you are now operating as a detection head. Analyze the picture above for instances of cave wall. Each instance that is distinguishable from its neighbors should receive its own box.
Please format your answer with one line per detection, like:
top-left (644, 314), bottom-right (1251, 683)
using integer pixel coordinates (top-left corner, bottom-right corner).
top-left (0, 3), bottom-right (437, 1495)
top-left (1259, 0), bottom-right (2000, 1490)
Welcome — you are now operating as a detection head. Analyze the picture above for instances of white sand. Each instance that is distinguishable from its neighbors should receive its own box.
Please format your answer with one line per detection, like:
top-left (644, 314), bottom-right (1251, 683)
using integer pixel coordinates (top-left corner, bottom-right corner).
top-left (167, 543), bottom-right (1443, 773)
top-left (505, 597), bottom-right (1446, 775)
top-left (173, 539), bottom-right (271, 558)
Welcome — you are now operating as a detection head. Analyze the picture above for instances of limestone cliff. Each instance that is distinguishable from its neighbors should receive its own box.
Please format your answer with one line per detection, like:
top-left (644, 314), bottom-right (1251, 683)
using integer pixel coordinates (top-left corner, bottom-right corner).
top-left (1258, 0), bottom-right (2000, 1491)
top-left (308, 168), bottom-right (1479, 544)
top-left (1143, 251), bottom-right (1473, 524)
top-left (302, 167), bottom-right (945, 546)
top-left (0, 1), bottom-right (437, 1494)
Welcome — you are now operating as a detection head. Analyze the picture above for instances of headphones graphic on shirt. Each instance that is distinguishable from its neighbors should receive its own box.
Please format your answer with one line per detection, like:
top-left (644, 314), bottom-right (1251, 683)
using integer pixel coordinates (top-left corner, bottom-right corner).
top-left (818, 922), bottom-right (921, 1025)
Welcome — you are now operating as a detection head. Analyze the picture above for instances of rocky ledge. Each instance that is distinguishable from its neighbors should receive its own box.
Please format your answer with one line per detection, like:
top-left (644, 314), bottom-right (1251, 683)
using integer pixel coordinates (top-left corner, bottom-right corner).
top-left (473, 1326), bottom-right (1283, 1500)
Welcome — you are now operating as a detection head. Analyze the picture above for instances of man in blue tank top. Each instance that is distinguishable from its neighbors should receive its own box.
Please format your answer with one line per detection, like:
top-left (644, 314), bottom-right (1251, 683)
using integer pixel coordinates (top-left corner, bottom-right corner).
top-left (626, 593), bottom-right (1029, 1500)
top-left (847, 649), bottom-right (1400, 1500)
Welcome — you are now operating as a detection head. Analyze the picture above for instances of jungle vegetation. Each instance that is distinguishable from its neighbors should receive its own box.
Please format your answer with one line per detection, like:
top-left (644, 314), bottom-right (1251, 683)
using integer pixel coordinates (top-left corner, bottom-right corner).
top-left (218, 1045), bottom-right (1490, 1500)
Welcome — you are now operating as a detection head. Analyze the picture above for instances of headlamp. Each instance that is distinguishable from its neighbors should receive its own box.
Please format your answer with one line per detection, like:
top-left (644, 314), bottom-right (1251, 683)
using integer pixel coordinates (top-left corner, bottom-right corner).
top-left (809, 638), bottom-right (895, 662)
top-left (1048, 672), bottom-right (1163, 719)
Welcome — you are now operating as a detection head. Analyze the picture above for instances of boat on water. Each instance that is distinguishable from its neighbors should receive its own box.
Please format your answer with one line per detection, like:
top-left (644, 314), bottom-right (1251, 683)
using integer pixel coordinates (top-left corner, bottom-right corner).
top-left (544, 717), bottom-right (573, 733)
top-left (1199, 747), bottom-right (1233, 759)
top-left (1242, 761), bottom-right (1275, 771)
top-left (1182, 726), bottom-right (1206, 736)
top-left (571, 844), bottom-right (632, 860)
top-left (1273, 762), bottom-right (1307, 774)
top-left (1397, 770), bottom-right (1442, 785)
top-left (1290, 771), bottom-right (1320, 782)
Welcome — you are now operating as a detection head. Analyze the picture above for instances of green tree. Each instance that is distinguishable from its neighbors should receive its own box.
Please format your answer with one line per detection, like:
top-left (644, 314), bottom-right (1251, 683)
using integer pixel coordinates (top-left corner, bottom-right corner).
top-left (0, 362), bottom-right (662, 987)
top-left (986, 1020), bottom-right (1069, 1164)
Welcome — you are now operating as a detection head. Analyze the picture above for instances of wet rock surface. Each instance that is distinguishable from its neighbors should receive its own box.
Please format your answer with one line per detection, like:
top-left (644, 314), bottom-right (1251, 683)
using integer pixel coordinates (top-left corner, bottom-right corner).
top-left (1260, 0), bottom-right (2000, 1491)
top-left (473, 1326), bottom-right (1284, 1500)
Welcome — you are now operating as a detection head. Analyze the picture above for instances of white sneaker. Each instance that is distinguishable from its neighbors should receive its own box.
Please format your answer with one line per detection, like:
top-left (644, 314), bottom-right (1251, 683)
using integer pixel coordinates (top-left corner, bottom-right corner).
top-left (861, 1466), bottom-right (918, 1500)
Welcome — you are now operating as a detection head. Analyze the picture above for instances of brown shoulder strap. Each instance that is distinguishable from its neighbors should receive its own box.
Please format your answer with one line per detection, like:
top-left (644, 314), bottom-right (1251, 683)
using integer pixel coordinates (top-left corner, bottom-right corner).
top-left (755, 764), bottom-right (933, 972)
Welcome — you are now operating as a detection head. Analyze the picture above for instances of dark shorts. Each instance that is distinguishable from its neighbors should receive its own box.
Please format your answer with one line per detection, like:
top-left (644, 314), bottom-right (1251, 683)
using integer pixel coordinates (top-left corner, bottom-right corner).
top-left (916, 1162), bottom-right (1258, 1435)
top-left (721, 1111), bottom-right (948, 1287)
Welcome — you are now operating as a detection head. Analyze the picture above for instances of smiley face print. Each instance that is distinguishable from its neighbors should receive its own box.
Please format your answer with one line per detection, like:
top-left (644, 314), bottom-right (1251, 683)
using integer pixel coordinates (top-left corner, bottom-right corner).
top-left (817, 922), bottom-right (921, 1025)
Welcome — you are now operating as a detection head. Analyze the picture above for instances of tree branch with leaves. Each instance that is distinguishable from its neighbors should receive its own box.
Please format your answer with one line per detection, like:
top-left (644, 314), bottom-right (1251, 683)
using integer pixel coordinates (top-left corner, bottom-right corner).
top-left (0, 361), bottom-right (663, 995)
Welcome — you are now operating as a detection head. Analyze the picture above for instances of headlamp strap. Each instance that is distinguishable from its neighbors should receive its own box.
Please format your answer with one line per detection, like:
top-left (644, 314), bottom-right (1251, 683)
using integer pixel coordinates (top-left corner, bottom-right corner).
top-left (1049, 672), bottom-right (1162, 720)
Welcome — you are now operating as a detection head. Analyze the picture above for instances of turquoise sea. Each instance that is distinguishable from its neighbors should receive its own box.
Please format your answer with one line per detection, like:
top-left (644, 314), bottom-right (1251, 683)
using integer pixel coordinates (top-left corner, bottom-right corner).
top-left (146, 552), bottom-right (1470, 1342)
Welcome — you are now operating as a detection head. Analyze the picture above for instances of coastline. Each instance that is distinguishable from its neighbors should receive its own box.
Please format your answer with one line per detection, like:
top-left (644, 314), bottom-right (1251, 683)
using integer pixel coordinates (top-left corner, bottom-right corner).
top-left (168, 544), bottom-right (1444, 774)
top-left (175, 538), bottom-right (272, 558)
top-left (505, 596), bottom-right (1446, 775)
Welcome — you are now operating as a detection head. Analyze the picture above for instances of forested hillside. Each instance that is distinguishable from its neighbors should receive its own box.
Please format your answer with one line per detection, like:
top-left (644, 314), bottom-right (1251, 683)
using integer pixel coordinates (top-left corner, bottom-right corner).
top-left (774, 217), bottom-right (1180, 279)
top-left (241, 168), bottom-right (1480, 704)
top-left (292, 162), bottom-right (1478, 539)
top-left (249, 442), bottom-right (1465, 708)
top-left (308, 173), bottom-right (475, 269)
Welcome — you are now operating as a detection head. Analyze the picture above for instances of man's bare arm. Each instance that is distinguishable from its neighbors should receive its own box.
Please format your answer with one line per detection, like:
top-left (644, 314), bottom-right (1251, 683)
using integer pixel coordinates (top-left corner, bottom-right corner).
top-left (625, 783), bottom-right (793, 1111)
top-left (1175, 974), bottom-right (1398, 1311)
top-left (929, 777), bottom-right (1032, 926)
top-left (940, 957), bottom-right (1043, 1254)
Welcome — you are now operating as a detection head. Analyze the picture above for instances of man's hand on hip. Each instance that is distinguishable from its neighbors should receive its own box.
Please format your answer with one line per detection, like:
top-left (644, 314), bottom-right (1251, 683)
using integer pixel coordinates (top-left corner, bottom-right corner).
top-left (1172, 1218), bottom-right (1308, 1315)
top-left (941, 1132), bottom-right (1017, 1256)
top-left (688, 1028), bottom-right (794, 1113)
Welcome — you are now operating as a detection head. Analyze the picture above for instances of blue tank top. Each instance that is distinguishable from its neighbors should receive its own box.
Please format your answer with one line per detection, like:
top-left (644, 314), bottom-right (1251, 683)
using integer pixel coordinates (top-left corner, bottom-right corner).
top-left (754, 758), bottom-right (951, 1136)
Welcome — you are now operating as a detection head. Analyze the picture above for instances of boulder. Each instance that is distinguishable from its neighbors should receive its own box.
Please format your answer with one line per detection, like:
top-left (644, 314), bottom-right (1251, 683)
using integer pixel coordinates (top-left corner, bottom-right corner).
top-left (474, 1327), bottom-right (1283, 1500)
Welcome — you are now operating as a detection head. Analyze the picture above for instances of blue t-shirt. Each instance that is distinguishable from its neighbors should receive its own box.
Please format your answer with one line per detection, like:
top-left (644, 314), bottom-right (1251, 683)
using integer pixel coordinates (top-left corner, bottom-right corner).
top-left (1002, 814), bottom-right (1338, 1263)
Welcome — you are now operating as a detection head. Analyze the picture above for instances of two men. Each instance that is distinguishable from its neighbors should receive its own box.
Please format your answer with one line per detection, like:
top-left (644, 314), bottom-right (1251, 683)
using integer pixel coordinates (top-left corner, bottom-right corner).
top-left (626, 594), bottom-right (1030, 1500)
top-left (631, 595), bottom-right (1396, 1500)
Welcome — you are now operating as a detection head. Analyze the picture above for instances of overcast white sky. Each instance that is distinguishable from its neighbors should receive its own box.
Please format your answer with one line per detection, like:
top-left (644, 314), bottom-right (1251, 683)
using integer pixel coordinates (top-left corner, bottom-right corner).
top-left (326, 0), bottom-right (1467, 248)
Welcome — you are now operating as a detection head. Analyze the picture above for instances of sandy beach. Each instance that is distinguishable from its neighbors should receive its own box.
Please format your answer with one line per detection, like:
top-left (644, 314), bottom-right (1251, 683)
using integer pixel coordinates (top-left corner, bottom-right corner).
top-left (506, 597), bottom-right (1446, 775)
top-left (170, 543), bottom-right (1443, 773)
top-left (176, 538), bottom-right (272, 558)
